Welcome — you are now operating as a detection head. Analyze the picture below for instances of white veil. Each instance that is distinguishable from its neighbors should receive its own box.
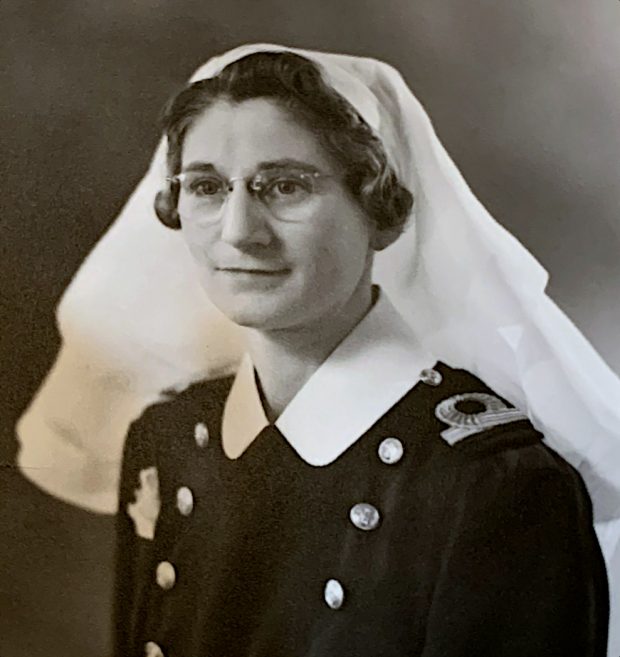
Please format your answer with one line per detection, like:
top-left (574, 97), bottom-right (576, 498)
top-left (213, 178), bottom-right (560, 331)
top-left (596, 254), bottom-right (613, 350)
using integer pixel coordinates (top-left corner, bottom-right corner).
top-left (16, 44), bottom-right (620, 652)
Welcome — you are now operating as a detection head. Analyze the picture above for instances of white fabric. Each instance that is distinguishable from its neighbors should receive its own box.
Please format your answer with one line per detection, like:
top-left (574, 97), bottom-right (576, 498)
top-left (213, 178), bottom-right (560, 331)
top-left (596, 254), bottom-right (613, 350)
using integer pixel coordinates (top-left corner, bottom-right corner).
top-left (222, 290), bottom-right (435, 463)
top-left (16, 43), bottom-right (620, 653)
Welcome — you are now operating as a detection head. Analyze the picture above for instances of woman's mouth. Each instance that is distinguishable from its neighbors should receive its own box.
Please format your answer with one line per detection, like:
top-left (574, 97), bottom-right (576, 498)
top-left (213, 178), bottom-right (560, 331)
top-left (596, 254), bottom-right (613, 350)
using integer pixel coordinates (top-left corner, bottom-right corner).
top-left (217, 267), bottom-right (290, 277)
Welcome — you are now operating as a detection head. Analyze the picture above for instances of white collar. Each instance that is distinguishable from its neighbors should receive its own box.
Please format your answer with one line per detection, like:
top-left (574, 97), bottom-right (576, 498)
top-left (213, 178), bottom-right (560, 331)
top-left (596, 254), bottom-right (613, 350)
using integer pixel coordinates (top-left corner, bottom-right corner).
top-left (221, 290), bottom-right (436, 465)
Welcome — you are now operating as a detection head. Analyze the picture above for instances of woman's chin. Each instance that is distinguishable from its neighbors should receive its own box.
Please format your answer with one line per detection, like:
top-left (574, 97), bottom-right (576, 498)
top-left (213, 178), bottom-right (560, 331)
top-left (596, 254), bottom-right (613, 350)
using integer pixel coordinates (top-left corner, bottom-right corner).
top-left (209, 294), bottom-right (294, 331)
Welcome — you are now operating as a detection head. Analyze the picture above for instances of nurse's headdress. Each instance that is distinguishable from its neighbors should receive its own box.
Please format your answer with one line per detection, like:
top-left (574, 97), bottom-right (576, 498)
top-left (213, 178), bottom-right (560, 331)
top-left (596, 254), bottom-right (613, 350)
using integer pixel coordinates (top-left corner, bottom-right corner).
top-left (16, 44), bottom-right (620, 646)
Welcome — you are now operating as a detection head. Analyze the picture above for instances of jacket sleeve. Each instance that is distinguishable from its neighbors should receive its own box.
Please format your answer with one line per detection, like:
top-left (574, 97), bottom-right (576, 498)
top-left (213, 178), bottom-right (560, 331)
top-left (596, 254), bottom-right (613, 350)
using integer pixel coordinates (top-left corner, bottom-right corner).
top-left (421, 446), bottom-right (609, 657)
top-left (113, 411), bottom-right (160, 657)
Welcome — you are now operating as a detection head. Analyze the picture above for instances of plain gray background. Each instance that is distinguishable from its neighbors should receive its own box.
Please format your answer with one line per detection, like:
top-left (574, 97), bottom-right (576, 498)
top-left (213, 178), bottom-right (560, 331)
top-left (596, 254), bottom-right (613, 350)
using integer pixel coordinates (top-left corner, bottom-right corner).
top-left (1, 2), bottom-right (619, 656)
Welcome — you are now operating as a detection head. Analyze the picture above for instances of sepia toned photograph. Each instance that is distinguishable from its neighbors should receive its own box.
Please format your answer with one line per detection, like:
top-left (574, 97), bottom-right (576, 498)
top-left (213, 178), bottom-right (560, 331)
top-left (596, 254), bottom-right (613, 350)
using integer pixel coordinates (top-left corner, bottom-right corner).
top-left (2, 2), bottom-right (619, 656)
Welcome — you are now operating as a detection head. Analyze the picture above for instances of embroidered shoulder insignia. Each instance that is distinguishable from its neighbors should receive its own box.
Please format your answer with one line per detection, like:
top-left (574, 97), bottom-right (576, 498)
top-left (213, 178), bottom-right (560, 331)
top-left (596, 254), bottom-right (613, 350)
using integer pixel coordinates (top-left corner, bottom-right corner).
top-left (435, 392), bottom-right (528, 446)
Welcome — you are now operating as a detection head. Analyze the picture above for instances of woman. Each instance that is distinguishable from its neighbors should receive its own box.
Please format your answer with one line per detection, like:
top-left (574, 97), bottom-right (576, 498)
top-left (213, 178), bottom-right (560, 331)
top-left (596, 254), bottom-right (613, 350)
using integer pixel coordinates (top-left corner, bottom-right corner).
top-left (109, 47), bottom-right (610, 656)
top-left (16, 45), bottom-right (619, 654)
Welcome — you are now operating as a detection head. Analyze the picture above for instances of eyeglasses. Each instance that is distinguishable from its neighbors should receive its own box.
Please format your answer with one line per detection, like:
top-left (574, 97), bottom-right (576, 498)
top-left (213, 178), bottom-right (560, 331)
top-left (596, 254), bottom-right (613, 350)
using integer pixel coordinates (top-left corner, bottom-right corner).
top-left (167, 167), bottom-right (335, 224)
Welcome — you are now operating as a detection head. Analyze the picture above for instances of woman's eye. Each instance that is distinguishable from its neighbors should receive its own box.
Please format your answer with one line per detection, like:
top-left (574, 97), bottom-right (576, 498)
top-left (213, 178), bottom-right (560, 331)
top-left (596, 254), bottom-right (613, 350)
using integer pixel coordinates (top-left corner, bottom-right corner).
top-left (265, 177), bottom-right (311, 199)
top-left (189, 178), bottom-right (223, 196)
top-left (274, 180), bottom-right (301, 195)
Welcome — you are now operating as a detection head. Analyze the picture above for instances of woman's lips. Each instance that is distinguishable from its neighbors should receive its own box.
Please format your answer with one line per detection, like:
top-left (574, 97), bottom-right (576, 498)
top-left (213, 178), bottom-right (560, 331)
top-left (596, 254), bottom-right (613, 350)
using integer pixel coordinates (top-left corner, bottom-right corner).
top-left (217, 267), bottom-right (290, 277)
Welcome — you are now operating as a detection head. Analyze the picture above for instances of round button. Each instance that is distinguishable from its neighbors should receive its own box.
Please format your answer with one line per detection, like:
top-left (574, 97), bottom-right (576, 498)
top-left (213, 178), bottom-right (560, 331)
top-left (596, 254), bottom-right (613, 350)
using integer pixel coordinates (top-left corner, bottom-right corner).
top-left (194, 422), bottom-right (209, 448)
top-left (324, 579), bottom-right (345, 609)
top-left (176, 486), bottom-right (194, 516)
top-left (420, 368), bottom-right (442, 386)
top-left (155, 560), bottom-right (176, 590)
top-left (144, 641), bottom-right (164, 657)
top-left (349, 502), bottom-right (381, 531)
top-left (378, 437), bottom-right (404, 465)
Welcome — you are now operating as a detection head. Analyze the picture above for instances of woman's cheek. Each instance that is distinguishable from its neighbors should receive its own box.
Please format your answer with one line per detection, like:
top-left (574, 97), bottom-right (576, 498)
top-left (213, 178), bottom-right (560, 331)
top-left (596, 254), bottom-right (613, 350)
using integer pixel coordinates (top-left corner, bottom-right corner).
top-left (182, 227), bottom-right (214, 267)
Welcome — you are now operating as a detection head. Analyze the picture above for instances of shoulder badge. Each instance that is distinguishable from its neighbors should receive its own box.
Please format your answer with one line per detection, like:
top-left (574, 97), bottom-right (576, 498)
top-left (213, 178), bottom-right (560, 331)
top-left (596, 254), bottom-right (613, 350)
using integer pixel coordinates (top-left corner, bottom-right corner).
top-left (435, 392), bottom-right (528, 445)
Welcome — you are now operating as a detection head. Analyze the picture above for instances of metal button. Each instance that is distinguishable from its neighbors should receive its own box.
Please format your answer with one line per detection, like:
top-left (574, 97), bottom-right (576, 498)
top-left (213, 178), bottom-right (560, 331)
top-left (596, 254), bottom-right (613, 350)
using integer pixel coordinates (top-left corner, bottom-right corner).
top-left (378, 437), bottom-right (404, 464)
top-left (155, 560), bottom-right (176, 590)
top-left (176, 486), bottom-right (194, 516)
top-left (144, 641), bottom-right (164, 657)
top-left (349, 502), bottom-right (381, 531)
top-left (420, 368), bottom-right (442, 386)
top-left (324, 579), bottom-right (345, 609)
top-left (194, 422), bottom-right (209, 448)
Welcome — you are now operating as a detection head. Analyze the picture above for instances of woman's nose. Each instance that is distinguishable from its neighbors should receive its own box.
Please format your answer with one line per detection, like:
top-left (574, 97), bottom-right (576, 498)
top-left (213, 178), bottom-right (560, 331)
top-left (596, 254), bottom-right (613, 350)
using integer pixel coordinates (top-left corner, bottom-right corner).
top-left (219, 185), bottom-right (272, 248)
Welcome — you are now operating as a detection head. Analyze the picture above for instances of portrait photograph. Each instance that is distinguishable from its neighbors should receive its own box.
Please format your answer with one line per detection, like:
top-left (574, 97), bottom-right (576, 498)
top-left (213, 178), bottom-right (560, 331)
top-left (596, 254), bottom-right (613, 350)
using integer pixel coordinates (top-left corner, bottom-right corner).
top-left (1, 2), bottom-right (619, 656)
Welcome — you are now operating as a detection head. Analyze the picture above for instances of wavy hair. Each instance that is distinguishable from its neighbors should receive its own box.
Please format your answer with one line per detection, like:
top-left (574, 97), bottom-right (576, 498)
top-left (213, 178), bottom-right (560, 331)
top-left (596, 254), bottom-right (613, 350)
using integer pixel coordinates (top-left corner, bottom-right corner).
top-left (154, 51), bottom-right (413, 233)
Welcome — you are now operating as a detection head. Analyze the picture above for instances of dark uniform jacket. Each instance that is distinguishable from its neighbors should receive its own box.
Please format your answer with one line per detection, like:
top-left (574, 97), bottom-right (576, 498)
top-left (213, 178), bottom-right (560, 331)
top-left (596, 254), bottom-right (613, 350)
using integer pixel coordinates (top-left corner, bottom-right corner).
top-left (114, 295), bottom-right (609, 657)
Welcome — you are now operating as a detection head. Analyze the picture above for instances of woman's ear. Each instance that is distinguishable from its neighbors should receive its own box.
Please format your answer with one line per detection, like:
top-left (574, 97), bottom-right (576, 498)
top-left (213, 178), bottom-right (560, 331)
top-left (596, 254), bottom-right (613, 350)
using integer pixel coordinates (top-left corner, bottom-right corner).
top-left (370, 224), bottom-right (402, 252)
top-left (154, 182), bottom-right (181, 230)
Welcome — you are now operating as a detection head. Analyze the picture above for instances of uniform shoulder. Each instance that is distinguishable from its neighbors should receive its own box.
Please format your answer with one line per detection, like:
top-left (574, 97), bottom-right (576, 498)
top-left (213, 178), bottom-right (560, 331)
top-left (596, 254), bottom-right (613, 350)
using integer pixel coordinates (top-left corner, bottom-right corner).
top-left (427, 361), bottom-right (544, 458)
top-left (129, 374), bottom-right (235, 435)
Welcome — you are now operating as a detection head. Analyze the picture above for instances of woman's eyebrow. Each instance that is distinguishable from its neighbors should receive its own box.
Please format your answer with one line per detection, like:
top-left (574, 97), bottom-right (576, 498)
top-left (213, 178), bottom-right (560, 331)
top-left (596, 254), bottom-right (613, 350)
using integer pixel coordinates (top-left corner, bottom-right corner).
top-left (180, 159), bottom-right (322, 174)
top-left (257, 159), bottom-right (321, 173)
top-left (181, 162), bottom-right (217, 174)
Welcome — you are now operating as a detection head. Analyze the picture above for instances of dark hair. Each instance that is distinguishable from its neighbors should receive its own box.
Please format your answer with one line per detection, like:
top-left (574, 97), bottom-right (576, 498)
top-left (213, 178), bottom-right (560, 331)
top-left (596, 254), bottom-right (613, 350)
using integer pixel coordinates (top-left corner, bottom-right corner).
top-left (154, 52), bottom-right (413, 232)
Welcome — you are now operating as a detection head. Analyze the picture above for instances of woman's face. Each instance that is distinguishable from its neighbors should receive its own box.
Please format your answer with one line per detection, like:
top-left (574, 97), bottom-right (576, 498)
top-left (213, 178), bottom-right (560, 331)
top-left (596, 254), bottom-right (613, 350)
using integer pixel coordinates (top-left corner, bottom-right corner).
top-left (178, 97), bottom-right (381, 332)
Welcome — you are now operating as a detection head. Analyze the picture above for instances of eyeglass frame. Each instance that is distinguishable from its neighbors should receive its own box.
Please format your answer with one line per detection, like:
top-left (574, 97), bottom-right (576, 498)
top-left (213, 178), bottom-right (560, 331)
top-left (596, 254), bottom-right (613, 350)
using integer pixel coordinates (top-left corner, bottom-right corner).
top-left (166, 169), bottom-right (334, 199)
top-left (164, 166), bottom-right (339, 224)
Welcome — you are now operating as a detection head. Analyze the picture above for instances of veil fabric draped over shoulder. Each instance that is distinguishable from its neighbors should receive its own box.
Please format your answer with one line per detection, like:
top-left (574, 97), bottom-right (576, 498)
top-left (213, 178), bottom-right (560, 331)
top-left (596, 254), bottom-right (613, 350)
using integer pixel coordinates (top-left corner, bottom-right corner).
top-left (16, 44), bottom-right (620, 653)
